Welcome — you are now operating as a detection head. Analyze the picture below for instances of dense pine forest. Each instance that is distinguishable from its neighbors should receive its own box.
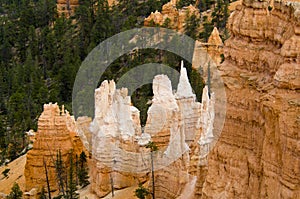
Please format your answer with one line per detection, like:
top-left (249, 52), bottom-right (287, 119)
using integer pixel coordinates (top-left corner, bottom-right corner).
top-left (0, 0), bottom-right (230, 163)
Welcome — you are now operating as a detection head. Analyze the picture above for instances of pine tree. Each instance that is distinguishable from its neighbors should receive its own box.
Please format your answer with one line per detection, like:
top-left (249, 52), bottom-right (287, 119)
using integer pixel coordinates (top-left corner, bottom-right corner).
top-left (55, 150), bottom-right (66, 196)
top-left (199, 16), bottom-right (213, 42)
top-left (176, 0), bottom-right (196, 9)
top-left (66, 154), bottom-right (79, 199)
top-left (78, 151), bottom-right (89, 187)
top-left (135, 183), bottom-right (150, 199)
top-left (7, 183), bottom-right (23, 199)
top-left (145, 141), bottom-right (158, 199)
top-left (184, 11), bottom-right (200, 40)
top-left (39, 186), bottom-right (47, 199)
top-left (211, 0), bottom-right (230, 31)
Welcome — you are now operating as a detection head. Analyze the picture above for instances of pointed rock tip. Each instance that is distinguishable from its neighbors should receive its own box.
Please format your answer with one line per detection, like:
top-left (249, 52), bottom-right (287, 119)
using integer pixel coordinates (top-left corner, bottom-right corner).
top-left (176, 61), bottom-right (195, 98)
top-left (208, 27), bottom-right (223, 46)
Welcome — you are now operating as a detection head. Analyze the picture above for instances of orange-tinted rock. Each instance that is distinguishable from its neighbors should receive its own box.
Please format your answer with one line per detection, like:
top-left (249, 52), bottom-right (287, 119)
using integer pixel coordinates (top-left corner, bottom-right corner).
top-left (57, 0), bottom-right (79, 17)
top-left (24, 103), bottom-right (84, 193)
top-left (202, 0), bottom-right (300, 198)
top-left (207, 27), bottom-right (224, 65)
top-left (144, 0), bottom-right (200, 32)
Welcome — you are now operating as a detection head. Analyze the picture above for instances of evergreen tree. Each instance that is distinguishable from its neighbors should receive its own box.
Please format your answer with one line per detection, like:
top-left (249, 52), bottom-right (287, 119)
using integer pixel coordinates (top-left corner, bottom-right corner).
top-left (66, 154), bottom-right (79, 199)
top-left (55, 150), bottom-right (66, 196)
top-left (145, 141), bottom-right (158, 199)
top-left (78, 151), bottom-right (89, 187)
top-left (176, 0), bottom-right (196, 9)
top-left (184, 12), bottom-right (200, 40)
top-left (199, 16), bottom-right (213, 42)
top-left (211, 0), bottom-right (229, 30)
top-left (135, 183), bottom-right (150, 199)
top-left (7, 183), bottom-right (23, 199)
top-left (89, 0), bottom-right (113, 49)
top-left (39, 186), bottom-right (47, 199)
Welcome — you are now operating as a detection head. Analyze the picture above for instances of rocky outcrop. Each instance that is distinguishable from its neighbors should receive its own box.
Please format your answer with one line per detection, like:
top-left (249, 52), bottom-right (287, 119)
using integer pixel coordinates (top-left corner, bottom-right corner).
top-left (207, 27), bottom-right (224, 65)
top-left (57, 0), bottom-right (79, 16)
top-left (89, 63), bottom-right (216, 198)
top-left (24, 103), bottom-right (84, 193)
top-left (144, 1), bottom-right (224, 66)
top-left (144, 0), bottom-right (200, 32)
top-left (89, 80), bottom-right (146, 197)
top-left (202, 0), bottom-right (300, 198)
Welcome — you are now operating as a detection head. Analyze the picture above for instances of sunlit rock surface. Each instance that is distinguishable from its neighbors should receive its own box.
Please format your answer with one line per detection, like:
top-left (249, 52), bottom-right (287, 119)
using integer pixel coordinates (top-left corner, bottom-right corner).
top-left (202, 0), bottom-right (300, 198)
top-left (24, 103), bottom-right (84, 193)
top-left (89, 64), bottom-right (216, 198)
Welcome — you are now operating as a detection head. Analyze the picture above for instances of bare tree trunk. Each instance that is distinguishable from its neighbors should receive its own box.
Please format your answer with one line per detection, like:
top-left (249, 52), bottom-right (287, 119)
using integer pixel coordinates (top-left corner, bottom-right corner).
top-left (151, 152), bottom-right (155, 199)
top-left (110, 173), bottom-right (114, 197)
top-left (43, 158), bottom-right (52, 199)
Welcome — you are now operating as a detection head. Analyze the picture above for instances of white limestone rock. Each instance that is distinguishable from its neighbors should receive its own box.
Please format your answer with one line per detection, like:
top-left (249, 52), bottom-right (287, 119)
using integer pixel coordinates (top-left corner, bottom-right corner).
top-left (91, 80), bottom-right (140, 141)
top-left (176, 61), bottom-right (195, 99)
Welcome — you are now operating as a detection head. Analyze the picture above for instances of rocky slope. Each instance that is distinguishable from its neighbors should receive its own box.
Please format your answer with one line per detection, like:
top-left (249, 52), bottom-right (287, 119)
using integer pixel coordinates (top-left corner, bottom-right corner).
top-left (0, 155), bottom-right (26, 198)
top-left (201, 0), bottom-right (300, 198)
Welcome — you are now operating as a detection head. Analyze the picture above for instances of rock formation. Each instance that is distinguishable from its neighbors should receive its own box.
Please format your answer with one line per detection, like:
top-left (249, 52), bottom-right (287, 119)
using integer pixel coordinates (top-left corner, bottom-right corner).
top-left (207, 27), bottom-right (224, 65)
top-left (57, 0), bottom-right (79, 17)
top-left (24, 103), bottom-right (84, 194)
top-left (89, 80), bottom-right (146, 197)
top-left (144, 0), bottom-right (200, 32)
top-left (144, 0), bottom-right (224, 66)
top-left (89, 63), bottom-right (216, 198)
top-left (201, 0), bottom-right (300, 198)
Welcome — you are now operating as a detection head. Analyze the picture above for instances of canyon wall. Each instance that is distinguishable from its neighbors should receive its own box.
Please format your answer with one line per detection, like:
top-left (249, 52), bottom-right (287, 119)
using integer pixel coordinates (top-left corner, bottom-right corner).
top-left (202, 0), bottom-right (300, 198)
top-left (24, 103), bottom-right (84, 195)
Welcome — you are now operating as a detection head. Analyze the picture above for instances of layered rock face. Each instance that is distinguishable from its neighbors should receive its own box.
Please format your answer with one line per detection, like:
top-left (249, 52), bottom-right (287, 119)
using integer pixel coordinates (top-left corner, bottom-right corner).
top-left (89, 64), bottom-right (216, 198)
top-left (144, 0), bottom-right (200, 32)
top-left (57, 0), bottom-right (79, 16)
top-left (202, 0), bottom-right (300, 198)
top-left (207, 27), bottom-right (224, 65)
top-left (24, 103), bottom-right (84, 193)
top-left (89, 80), bottom-right (146, 197)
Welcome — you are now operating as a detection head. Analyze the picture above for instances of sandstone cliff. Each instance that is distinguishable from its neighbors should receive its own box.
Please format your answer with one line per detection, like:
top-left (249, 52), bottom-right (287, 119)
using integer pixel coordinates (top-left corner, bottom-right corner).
top-left (24, 103), bottom-right (84, 195)
top-left (201, 0), bottom-right (300, 198)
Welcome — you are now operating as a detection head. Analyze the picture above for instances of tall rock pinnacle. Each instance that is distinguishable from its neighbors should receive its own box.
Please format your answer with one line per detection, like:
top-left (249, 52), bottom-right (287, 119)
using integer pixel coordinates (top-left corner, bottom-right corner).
top-left (176, 61), bottom-right (195, 99)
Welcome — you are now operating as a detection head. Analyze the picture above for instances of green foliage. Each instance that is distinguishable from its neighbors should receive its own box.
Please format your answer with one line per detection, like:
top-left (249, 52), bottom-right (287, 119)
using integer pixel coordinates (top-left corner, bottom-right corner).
top-left (0, 0), bottom-right (206, 162)
top-left (78, 151), bottom-right (89, 187)
top-left (7, 183), bottom-right (23, 199)
top-left (39, 187), bottom-right (47, 199)
top-left (66, 154), bottom-right (79, 199)
top-left (162, 18), bottom-right (171, 28)
top-left (2, 168), bottom-right (10, 177)
top-left (268, 5), bottom-right (273, 11)
top-left (135, 183), bottom-right (150, 199)
top-left (55, 150), bottom-right (66, 195)
top-left (199, 16), bottom-right (213, 42)
top-left (211, 0), bottom-right (229, 30)
top-left (198, 0), bottom-right (215, 12)
top-left (145, 141), bottom-right (158, 152)
top-left (176, 0), bottom-right (196, 9)
top-left (184, 12), bottom-right (200, 40)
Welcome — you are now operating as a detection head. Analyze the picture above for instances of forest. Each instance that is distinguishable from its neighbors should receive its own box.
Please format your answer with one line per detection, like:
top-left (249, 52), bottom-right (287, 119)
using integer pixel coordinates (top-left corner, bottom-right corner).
top-left (0, 0), bottom-right (230, 163)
